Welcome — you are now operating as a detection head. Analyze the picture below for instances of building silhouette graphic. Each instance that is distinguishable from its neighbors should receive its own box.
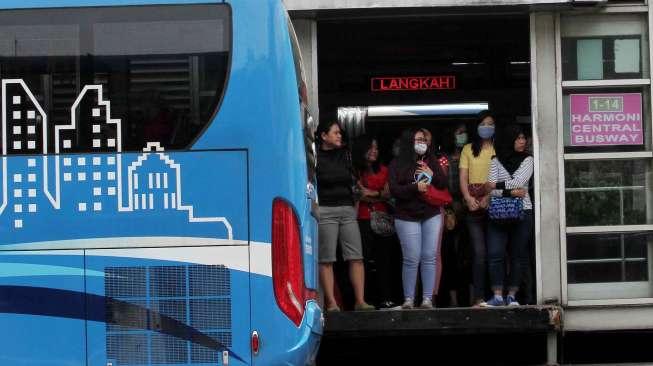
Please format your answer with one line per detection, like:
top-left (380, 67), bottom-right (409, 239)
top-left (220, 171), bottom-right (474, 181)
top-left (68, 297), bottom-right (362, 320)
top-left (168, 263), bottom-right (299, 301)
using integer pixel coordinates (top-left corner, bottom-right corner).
top-left (0, 79), bottom-right (232, 240)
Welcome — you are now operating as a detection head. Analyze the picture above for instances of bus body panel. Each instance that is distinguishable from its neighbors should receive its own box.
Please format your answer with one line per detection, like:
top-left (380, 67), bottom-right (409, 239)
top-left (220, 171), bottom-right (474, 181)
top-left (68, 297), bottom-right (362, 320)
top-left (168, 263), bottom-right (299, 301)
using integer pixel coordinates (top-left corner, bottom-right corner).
top-left (85, 248), bottom-right (251, 366)
top-left (249, 274), bottom-right (322, 366)
top-left (0, 0), bottom-right (321, 364)
top-left (0, 0), bottom-right (224, 8)
top-left (199, 0), bottom-right (322, 362)
top-left (0, 151), bottom-right (247, 247)
top-left (0, 251), bottom-right (86, 366)
top-left (195, 0), bottom-right (319, 288)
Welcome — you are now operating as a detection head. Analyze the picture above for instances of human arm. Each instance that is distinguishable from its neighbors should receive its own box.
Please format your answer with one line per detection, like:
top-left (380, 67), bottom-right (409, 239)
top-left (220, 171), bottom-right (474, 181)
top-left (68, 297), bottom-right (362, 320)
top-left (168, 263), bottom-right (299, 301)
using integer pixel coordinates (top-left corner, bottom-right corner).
top-left (361, 167), bottom-right (392, 202)
top-left (485, 158), bottom-right (530, 198)
top-left (423, 156), bottom-right (449, 189)
top-left (358, 182), bottom-right (388, 202)
top-left (389, 162), bottom-right (419, 199)
top-left (459, 168), bottom-right (479, 211)
top-left (358, 183), bottom-right (379, 202)
top-left (497, 157), bottom-right (534, 189)
top-left (381, 182), bottom-right (391, 199)
top-left (458, 146), bottom-right (480, 211)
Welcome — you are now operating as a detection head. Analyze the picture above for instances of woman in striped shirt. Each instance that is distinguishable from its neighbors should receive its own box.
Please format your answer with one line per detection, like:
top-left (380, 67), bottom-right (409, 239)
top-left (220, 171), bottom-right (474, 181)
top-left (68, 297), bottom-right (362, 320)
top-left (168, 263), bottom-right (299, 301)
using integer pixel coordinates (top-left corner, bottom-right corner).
top-left (483, 125), bottom-right (534, 307)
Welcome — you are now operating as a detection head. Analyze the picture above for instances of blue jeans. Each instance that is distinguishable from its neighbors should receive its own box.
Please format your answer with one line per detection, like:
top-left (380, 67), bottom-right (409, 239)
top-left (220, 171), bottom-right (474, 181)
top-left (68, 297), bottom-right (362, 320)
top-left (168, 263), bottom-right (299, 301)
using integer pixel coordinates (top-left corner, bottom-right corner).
top-left (487, 210), bottom-right (534, 293)
top-left (395, 214), bottom-right (443, 300)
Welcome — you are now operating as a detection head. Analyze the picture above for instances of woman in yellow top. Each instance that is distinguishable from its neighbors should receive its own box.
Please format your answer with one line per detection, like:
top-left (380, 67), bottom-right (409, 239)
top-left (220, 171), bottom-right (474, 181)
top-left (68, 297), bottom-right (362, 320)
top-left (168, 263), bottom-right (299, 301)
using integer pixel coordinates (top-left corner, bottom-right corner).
top-left (459, 110), bottom-right (496, 307)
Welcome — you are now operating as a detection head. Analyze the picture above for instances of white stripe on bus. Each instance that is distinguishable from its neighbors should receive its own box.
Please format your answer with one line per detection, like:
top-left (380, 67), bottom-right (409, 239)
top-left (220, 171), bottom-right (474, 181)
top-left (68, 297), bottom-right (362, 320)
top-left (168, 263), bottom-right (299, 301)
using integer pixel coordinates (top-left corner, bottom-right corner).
top-left (0, 239), bottom-right (271, 277)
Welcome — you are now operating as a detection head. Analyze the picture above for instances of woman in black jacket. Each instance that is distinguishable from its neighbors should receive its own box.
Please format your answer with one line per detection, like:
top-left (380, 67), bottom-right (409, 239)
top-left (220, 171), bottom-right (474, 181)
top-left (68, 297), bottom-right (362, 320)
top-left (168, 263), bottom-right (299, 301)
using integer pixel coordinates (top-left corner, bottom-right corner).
top-left (316, 120), bottom-right (374, 312)
top-left (389, 128), bottom-right (448, 309)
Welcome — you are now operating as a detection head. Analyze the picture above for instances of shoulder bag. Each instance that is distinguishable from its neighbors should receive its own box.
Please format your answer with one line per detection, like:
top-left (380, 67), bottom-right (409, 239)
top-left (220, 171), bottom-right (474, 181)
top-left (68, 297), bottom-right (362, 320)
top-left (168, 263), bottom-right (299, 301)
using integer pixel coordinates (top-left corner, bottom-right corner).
top-left (369, 204), bottom-right (395, 237)
top-left (488, 196), bottom-right (524, 222)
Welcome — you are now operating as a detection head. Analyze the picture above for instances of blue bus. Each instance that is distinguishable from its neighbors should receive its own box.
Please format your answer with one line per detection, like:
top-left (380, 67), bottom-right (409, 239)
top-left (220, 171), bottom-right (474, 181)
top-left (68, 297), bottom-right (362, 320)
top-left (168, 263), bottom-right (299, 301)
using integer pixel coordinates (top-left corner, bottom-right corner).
top-left (0, 1), bottom-right (322, 365)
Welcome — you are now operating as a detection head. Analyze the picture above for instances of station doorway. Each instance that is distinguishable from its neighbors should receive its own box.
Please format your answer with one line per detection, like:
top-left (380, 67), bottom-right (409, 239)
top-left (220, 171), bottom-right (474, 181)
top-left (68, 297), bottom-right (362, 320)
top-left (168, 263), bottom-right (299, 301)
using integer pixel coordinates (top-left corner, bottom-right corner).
top-left (318, 13), bottom-right (531, 156)
top-left (317, 12), bottom-right (536, 307)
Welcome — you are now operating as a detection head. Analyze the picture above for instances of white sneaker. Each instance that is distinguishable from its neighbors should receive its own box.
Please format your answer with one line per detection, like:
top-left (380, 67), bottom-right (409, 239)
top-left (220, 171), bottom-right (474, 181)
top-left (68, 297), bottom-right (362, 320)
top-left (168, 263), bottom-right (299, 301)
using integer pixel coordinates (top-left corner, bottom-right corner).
top-left (401, 298), bottom-right (414, 310)
top-left (420, 298), bottom-right (434, 309)
top-left (506, 295), bottom-right (520, 306)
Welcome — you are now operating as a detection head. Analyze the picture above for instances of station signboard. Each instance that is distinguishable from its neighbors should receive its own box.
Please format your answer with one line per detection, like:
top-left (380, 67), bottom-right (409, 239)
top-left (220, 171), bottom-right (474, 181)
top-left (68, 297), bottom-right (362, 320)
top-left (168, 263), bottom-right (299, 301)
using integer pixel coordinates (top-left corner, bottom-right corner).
top-left (569, 93), bottom-right (643, 146)
top-left (371, 75), bottom-right (456, 92)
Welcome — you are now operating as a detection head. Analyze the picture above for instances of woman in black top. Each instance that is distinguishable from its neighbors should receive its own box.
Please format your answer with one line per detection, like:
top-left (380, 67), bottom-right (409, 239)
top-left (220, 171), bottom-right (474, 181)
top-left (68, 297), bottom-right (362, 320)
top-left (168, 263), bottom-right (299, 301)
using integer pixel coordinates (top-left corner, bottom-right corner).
top-left (389, 128), bottom-right (448, 309)
top-left (316, 121), bottom-right (374, 312)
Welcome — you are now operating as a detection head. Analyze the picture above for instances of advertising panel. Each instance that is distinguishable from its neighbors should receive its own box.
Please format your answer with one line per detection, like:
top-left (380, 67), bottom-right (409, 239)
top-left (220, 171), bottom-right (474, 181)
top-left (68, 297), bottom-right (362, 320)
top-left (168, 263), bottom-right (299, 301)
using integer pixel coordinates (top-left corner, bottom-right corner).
top-left (569, 93), bottom-right (643, 146)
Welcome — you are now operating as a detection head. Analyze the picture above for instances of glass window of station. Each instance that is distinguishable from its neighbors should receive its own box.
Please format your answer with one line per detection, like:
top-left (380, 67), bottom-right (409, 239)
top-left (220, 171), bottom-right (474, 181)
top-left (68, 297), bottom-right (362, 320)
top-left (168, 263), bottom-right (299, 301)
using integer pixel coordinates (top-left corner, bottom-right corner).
top-left (560, 13), bottom-right (653, 302)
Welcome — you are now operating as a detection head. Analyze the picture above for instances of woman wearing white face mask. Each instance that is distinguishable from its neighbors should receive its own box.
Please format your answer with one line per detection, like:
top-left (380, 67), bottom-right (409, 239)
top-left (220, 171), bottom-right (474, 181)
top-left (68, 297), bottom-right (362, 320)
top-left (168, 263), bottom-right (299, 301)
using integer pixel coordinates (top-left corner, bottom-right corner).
top-left (389, 128), bottom-right (448, 309)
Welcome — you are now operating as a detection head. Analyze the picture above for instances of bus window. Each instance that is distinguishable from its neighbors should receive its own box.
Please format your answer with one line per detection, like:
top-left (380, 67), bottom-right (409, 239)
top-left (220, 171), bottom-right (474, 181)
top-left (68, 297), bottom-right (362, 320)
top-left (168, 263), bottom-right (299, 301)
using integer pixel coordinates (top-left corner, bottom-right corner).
top-left (0, 4), bottom-right (231, 153)
top-left (288, 19), bottom-right (316, 181)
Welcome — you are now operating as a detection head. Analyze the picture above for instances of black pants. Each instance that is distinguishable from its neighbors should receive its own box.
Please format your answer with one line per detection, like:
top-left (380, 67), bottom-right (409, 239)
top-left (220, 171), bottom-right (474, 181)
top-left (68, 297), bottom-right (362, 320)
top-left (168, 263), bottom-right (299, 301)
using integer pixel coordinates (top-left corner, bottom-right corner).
top-left (358, 219), bottom-right (403, 305)
top-left (439, 224), bottom-right (472, 306)
top-left (466, 213), bottom-right (488, 302)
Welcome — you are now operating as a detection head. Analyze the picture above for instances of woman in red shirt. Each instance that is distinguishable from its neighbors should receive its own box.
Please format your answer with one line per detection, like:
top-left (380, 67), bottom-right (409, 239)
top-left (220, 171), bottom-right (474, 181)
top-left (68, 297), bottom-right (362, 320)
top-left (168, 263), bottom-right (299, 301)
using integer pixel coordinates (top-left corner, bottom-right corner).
top-left (353, 135), bottom-right (402, 309)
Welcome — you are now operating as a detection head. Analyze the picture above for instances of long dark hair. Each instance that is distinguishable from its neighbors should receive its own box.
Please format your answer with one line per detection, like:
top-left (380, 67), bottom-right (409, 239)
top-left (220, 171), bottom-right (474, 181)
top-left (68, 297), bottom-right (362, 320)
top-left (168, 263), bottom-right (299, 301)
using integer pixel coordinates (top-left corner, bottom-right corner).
top-left (471, 110), bottom-right (495, 157)
top-left (315, 120), bottom-right (344, 148)
top-left (395, 128), bottom-right (447, 189)
top-left (396, 128), bottom-right (420, 171)
top-left (496, 124), bottom-right (531, 175)
top-left (352, 134), bottom-right (380, 175)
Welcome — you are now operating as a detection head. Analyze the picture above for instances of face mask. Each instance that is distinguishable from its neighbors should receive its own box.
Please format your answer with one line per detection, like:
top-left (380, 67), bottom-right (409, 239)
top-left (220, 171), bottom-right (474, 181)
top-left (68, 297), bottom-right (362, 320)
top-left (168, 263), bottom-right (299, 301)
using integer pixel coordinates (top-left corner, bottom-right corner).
top-left (478, 125), bottom-right (495, 139)
top-left (414, 143), bottom-right (428, 155)
top-left (392, 146), bottom-right (400, 157)
top-left (455, 133), bottom-right (468, 147)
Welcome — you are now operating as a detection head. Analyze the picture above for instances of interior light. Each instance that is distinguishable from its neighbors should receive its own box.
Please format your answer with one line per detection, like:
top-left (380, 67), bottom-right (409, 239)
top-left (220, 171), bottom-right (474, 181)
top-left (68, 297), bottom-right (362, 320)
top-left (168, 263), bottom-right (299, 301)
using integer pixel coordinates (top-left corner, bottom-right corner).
top-left (451, 62), bottom-right (485, 66)
top-left (366, 103), bottom-right (489, 117)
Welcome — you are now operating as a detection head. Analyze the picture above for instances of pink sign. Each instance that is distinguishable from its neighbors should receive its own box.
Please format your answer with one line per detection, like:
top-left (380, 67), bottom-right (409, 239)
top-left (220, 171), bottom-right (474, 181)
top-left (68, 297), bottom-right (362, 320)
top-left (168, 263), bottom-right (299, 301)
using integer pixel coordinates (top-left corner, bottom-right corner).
top-left (570, 93), bottom-right (643, 146)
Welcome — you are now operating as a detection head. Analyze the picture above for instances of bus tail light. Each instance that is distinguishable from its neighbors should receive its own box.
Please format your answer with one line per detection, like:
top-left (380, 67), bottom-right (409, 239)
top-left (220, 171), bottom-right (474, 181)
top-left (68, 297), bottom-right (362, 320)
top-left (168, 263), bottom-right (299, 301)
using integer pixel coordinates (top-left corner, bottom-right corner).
top-left (251, 331), bottom-right (260, 355)
top-left (271, 198), bottom-right (305, 326)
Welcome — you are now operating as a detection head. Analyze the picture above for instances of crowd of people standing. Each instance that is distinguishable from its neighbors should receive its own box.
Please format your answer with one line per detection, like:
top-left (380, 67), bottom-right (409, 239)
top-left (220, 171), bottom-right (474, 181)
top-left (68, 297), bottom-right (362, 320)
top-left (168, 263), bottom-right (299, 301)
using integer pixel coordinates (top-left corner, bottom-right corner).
top-left (315, 110), bottom-right (535, 310)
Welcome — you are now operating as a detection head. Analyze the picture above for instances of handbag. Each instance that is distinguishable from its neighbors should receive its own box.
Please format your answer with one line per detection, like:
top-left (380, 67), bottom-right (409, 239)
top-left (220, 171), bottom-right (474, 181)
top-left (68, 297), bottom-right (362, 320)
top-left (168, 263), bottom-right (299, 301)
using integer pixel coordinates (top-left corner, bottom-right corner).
top-left (369, 205), bottom-right (395, 237)
top-left (421, 185), bottom-right (453, 207)
top-left (488, 196), bottom-right (524, 221)
top-left (466, 183), bottom-right (488, 215)
top-left (467, 183), bottom-right (487, 199)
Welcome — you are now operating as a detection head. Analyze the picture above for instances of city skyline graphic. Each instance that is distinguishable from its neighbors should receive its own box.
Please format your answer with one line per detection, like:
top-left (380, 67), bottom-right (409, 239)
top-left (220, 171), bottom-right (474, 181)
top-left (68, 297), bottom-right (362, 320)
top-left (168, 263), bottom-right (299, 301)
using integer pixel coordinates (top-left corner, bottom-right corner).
top-left (0, 79), bottom-right (233, 240)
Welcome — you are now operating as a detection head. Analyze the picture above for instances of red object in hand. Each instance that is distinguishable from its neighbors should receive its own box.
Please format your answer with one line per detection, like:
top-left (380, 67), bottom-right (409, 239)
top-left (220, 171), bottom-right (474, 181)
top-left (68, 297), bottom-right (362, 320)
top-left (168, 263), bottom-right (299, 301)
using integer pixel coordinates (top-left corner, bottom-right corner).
top-left (421, 185), bottom-right (452, 207)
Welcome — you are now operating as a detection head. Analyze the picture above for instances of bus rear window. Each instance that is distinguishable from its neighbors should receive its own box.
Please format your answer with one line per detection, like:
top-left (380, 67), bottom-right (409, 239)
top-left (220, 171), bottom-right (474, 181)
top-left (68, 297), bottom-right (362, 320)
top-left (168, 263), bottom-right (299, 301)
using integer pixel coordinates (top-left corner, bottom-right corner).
top-left (0, 4), bottom-right (231, 153)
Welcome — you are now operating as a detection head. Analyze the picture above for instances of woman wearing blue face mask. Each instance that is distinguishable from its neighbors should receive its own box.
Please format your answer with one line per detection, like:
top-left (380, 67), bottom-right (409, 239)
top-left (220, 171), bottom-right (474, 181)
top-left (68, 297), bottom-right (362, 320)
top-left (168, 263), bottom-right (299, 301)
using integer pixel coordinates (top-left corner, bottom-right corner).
top-left (389, 128), bottom-right (448, 309)
top-left (459, 110), bottom-right (496, 307)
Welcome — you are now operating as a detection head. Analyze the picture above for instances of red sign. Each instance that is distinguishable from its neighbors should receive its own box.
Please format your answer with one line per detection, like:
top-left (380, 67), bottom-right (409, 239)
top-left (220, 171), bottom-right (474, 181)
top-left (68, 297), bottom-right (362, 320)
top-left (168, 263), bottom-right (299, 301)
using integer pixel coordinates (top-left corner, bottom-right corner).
top-left (371, 75), bottom-right (456, 92)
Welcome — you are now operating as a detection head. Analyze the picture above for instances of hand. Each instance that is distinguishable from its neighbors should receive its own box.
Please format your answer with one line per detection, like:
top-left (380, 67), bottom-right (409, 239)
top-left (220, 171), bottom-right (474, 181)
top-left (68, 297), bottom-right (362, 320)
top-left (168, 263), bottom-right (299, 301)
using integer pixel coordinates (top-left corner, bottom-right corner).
top-left (417, 181), bottom-right (429, 193)
top-left (479, 195), bottom-right (490, 209)
top-left (511, 188), bottom-right (527, 198)
top-left (485, 182), bottom-right (496, 191)
top-left (465, 195), bottom-right (479, 211)
top-left (381, 184), bottom-right (390, 198)
top-left (359, 186), bottom-right (377, 198)
top-left (416, 161), bottom-right (433, 177)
